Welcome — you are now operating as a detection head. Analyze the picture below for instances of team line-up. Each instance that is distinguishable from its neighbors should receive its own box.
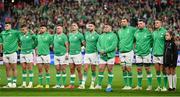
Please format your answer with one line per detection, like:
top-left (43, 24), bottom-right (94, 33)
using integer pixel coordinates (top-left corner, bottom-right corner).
top-left (0, 18), bottom-right (178, 92)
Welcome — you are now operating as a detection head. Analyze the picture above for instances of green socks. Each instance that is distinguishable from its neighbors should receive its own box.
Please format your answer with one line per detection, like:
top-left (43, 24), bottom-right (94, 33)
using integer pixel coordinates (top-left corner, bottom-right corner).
top-left (56, 72), bottom-right (66, 86)
top-left (56, 72), bottom-right (61, 85)
top-left (29, 70), bottom-right (33, 83)
top-left (147, 71), bottom-right (152, 86)
top-left (22, 70), bottom-right (27, 83)
top-left (108, 72), bottom-right (114, 86)
top-left (92, 71), bottom-right (96, 83)
top-left (38, 74), bottom-right (50, 85)
top-left (163, 73), bottom-right (168, 88)
top-left (70, 74), bottom-right (75, 85)
top-left (62, 72), bottom-right (66, 85)
top-left (12, 76), bottom-right (17, 84)
top-left (137, 71), bottom-right (143, 87)
top-left (123, 71), bottom-right (128, 86)
top-left (156, 71), bottom-right (161, 87)
top-left (46, 73), bottom-right (50, 85)
top-left (82, 72), bottom-right (88, 85)
top-left (38, 74), bottom-right (43, 85)
top-left (128, 72), bottom-right (133, 87)
top-left (7, 77), bottom-right (12, 84)
top-left (97, 72), bottom-right (104, 86)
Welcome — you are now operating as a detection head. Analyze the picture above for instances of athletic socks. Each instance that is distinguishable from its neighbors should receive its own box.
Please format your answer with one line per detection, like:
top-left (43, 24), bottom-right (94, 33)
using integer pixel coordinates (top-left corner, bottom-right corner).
top-left (123, 71), bottom-right (128, 86)
top-left (156, 71), bottom-right (161, 87)
top-left (56, 72), bottom-right (61, 85)
top-left (12, 76), bottom-right (17, 84)
top-left (7, 77), bottom-right (12, 84)
top-left (29, 70), bottom-right (34, 84)
top-left (70, 74), bottom-right (75, 85)
top-left (128, 71), bottom-right (133, 87)
top-left (62, 72), bottom-right (66, 86)
top-left (147, 71), bottom-right (152, 86)
top-left (97, 72), bottom-right (104, 86)
top-left (137, 71), bottom-right (143, 87)
top-left (82, 72), bottom-right (88, 85)
top-left (172, 74), bottom-right (177, 89)
top-left (46, 73), bottom-right (50, 85)
top-left (108, 72), bottom-right (114, 86)
top-left (38, 74), bottom-right (43, 85)
top-left (168, 74), bottom-right (177, 89)
top-left (22, 70), bottom-right (27, 84)
top-left (168, 74), bottom-right (173, 89)
top-left (91, 71), bottom-right (96, 84)
top-left (163, 73), bottom-right (168, 88)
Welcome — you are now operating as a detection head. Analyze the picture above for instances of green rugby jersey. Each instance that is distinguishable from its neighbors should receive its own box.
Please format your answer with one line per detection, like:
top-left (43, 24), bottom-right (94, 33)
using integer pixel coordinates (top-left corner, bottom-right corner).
top-left (68, 32), bottom-right (84, 55)
top-left (85, 31), bottom-right (99, 54)
top-left (53, 33), bottom-right (68, 56)
top-left (0, 29), bottom-right (20, 54)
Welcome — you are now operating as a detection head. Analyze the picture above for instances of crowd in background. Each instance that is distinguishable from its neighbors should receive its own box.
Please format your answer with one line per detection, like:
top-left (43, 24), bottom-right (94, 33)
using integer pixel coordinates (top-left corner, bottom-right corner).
top-left (0, 0), bottom-right (179, 49)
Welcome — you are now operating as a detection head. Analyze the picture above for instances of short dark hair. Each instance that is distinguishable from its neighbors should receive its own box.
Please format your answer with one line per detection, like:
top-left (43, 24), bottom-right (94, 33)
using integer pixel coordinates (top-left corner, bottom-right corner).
top-left (56, 24), bottom-right (63, 27)
top-left (138, 18), bottom-right (146, 24)
top-left (122, 17), bottom-right (129, 22)
top-left (88, 21), bottom-right (96, 26)
top-left (155, 18), bottom-right (162, 22)
top-left (40, 24), bottom-right (47, 27)
top-left (5, 22), bottom-right (12, 25)
top-left (21, 24), bottom-right (28, 28)
top-left (72, 22), bottom-right (79, 26)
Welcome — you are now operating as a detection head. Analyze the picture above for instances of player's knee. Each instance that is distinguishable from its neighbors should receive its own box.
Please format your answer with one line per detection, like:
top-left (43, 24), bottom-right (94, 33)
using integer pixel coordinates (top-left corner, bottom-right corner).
top-left (127, 68), bottom-right (131, 72)
top-left (22, 67), bottom-right (26, 70)
top-left (84, 67), bottom-right (88, 72)
top-left (38, 68), bottom-right (43, 73)
top-left (108, 69), bottom-right (113, 73)
top-left (62, 70), bottom-right (66, 74)
top-left (77, 67), bottom-right (81, 72)
top-left (45, 69), bottom-right (49, 73)
top-left (56, 68), bottom-right (60, 72)
top-left (145, 67), bottom-right (151, 72)
top-left (91, 67), bottom-right (96, 72)
top-left (12, 67), bottom-right (16, 72)
top-left (137, 67), bottom-right (142, 72)
top-left (5, 67), bottom-right (10, 71)
top-left (99, 68), bottom-right (104, 72)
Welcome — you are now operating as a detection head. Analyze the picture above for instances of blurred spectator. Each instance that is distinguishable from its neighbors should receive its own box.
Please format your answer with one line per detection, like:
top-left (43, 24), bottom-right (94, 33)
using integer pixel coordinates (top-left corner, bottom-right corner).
top-left (0, 0), bottom-right (179, 49)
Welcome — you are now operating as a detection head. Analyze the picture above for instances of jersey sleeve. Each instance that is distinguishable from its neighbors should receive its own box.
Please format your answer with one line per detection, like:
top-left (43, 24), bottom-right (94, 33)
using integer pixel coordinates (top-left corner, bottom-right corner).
top-left (49, 34), bottom-right (54, 45)
top-left (64, 34), bottom-right (68, 43)
top-left (32, 34), bottom-right (38, 49)
top-left (149, 30), bottom-right (153, 48)
top-left (0, 33), bottom-right (2, 44)
top-left (79, 32), bottom-right (85, 43)
top-left (97, 35), bottom-right (103, 52)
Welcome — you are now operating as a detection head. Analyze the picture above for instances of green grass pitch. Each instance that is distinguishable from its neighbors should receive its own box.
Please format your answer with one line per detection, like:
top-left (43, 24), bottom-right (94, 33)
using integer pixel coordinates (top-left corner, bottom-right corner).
top-left (0, 64), bottom-right (180, 96)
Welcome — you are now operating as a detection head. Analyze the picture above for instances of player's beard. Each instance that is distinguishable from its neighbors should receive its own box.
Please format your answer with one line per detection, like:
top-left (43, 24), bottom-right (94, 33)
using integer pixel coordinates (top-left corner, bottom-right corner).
top-left (57, 31), bottom-right (62, 34)
top-left (89, 29), bottom-right (94, 32)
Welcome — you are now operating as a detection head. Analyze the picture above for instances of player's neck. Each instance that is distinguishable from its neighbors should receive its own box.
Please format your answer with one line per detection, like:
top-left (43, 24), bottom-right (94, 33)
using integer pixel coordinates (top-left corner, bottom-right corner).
top-left (72, 30), bottom-right (78, 33)
top-left (57, 32), bottom-right (62, 35)
top-left (90, 30), bottom-right (95, 33)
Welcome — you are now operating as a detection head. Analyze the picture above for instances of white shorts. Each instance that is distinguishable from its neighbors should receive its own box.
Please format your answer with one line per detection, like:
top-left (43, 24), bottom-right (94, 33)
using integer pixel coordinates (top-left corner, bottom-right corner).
top-left (99, 57), bottom-right (115, 65)
top-left (69, 53), bottom-right (82, 65)
top-left (54, 55), bottom-right (68, 65)
top-left (20, 53), bottom-right (34, 63)
top-left (153, 56), bottom-right (163, 64)
top-left (3, 52), bottom-right (17, 64)
top-left (119, 50), bottom-right (134, 66)
top-left (135, 54), bottom-right (151, 63)
top-left (36, 55), bottom-right (50, 64)
top-left (84, 53), bottom-right (98, 65)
